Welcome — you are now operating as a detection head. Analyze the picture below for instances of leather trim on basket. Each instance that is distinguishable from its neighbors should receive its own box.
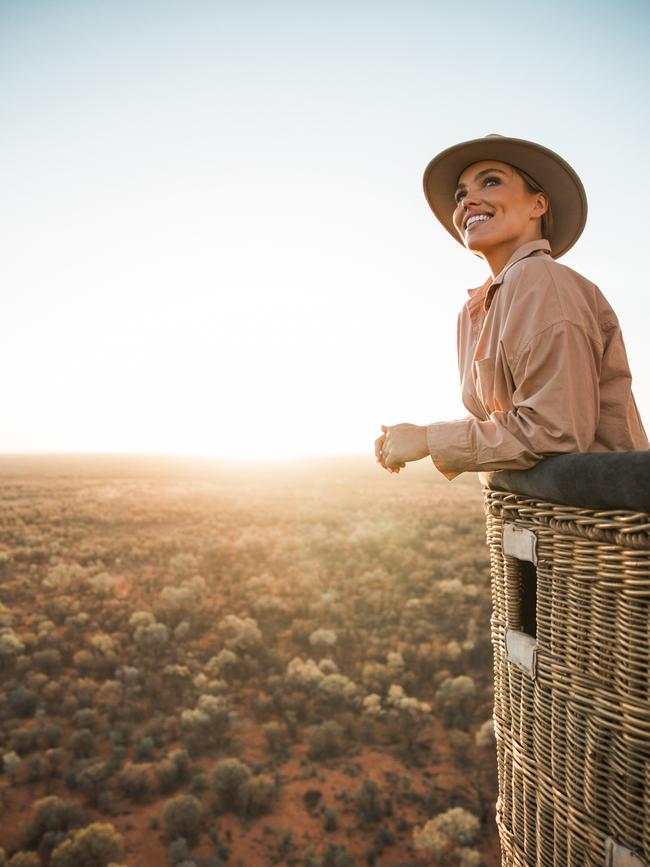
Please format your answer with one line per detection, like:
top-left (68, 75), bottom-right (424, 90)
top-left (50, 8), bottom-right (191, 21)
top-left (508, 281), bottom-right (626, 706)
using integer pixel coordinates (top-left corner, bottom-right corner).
top-left (605, 837), bottom-right (648, 867)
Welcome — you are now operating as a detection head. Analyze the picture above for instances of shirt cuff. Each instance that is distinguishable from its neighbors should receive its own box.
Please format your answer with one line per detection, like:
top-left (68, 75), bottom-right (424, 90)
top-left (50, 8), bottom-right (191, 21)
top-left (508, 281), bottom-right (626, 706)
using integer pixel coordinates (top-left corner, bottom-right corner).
top-left (426, 419), bottom-right (472, 480)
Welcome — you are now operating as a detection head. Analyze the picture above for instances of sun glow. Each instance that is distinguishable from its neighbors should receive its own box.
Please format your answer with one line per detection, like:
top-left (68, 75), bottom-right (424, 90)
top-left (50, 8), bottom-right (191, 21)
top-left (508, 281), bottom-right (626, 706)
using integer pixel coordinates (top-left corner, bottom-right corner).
top-left (2, 2), bottom-right (649, 458)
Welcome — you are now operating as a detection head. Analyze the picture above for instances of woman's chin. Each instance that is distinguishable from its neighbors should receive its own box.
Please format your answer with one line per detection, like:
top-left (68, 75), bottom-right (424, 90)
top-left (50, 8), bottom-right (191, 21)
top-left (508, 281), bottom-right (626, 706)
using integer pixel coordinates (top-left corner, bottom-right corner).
top-left (463, 236), bottom-right (489, 255)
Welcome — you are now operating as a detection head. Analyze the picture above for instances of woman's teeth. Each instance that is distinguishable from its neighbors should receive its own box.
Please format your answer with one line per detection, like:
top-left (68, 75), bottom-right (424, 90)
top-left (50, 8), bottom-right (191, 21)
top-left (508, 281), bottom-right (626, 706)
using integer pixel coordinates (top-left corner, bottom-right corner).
top-left (466, 215), bottom-right (492, 229)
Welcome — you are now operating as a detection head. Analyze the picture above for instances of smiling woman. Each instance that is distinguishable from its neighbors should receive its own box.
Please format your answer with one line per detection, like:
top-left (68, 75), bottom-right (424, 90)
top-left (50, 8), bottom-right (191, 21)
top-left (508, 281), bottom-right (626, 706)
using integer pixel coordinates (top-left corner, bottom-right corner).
top-left (375, 133), bottom-right (648, 478)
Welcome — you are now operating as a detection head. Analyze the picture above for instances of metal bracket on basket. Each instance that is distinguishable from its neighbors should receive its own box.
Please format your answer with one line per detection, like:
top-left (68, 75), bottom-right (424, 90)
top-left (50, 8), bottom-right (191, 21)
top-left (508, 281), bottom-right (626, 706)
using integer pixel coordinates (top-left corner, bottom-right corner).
top-left (505, 629), bottom-right (538, 679)
top-left (502, 524), bottom-right (538, 564)
top-left (605, 838), bottom-right (649, 867)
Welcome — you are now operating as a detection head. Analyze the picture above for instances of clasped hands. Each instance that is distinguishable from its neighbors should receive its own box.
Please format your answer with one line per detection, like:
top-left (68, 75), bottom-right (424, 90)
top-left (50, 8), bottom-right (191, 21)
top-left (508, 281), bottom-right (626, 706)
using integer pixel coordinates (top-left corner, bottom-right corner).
top-left (375, 423), bottom-right (429, 474)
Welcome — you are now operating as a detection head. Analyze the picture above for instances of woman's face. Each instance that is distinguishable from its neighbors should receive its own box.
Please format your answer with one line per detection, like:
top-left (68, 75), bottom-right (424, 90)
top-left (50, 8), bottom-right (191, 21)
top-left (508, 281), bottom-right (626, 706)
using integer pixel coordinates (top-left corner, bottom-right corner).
top-left (452, 160), bottom-right (548, 273)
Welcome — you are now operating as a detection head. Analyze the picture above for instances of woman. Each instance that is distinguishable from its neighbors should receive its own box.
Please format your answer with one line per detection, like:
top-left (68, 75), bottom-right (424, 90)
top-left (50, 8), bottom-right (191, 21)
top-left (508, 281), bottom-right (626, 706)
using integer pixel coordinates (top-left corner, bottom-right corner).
top-left (375, 134), bottom-right (648, 478)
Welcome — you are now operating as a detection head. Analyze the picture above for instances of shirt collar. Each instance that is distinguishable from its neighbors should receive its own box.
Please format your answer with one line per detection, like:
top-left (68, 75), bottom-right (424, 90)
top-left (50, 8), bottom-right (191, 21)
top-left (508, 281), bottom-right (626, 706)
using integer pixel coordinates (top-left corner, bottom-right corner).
top-left (490, 239), bottom-right (552, 290)
top-left (466, 239), bottom-right (552, 313)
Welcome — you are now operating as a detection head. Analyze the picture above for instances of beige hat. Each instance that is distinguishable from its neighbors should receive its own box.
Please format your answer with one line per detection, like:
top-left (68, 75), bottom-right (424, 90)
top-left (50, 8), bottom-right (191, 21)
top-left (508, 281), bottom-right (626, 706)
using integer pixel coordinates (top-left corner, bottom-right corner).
top-left (422, 134), bottom-right (588, 259)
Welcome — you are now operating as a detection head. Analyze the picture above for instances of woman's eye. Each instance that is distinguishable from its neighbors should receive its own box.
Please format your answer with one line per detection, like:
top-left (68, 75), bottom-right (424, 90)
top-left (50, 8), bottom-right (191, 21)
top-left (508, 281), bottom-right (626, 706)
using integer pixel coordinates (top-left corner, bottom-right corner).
top-left (484, 176), bottom-right (500, 187)
top-left (455, 191), bottom-right (466, 204)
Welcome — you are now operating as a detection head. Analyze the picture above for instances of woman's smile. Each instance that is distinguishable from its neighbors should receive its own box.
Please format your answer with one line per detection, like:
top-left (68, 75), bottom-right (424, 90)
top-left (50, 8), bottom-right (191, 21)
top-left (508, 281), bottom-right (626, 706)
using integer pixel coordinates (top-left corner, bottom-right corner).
top-left (464, 213), bottom-right (493, 233)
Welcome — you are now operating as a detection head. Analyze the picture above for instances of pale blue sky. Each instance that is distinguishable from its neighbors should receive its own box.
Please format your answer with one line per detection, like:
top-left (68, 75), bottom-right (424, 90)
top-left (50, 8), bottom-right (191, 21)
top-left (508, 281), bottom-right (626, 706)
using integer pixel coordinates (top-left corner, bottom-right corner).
top-left (2, 0), bottom-right (648, 457)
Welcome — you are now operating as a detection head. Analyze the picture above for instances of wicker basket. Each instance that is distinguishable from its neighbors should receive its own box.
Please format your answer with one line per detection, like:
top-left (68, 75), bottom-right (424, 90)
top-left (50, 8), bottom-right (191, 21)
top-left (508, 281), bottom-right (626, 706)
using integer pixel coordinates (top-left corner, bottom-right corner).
top-left (484, 488), bottom-right (650, 867)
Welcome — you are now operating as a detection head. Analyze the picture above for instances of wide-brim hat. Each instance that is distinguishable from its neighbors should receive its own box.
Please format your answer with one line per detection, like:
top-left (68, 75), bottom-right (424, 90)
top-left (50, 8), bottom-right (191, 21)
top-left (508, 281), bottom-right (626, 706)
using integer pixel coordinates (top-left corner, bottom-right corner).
top-left (422, 134), bottom-right (588, 259)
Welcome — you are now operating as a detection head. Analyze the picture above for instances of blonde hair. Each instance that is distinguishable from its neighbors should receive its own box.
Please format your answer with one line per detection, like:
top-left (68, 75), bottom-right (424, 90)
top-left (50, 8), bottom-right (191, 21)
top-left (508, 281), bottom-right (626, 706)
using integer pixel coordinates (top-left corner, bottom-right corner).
top-left (515, 167), bottom-right (554, 243)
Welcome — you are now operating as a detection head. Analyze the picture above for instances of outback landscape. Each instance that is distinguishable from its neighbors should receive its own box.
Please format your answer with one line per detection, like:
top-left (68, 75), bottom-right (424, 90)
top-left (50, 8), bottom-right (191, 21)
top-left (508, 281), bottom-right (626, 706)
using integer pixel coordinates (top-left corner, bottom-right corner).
top-left (0, 455), bottom-right (499, 866)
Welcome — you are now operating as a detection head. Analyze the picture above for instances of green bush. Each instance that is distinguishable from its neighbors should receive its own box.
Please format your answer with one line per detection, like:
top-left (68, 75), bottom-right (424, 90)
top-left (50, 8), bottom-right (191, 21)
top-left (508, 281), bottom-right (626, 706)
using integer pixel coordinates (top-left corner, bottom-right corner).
top-left (50, 823), bottom-right (124, 867)
top-left (210, 758), bottom-right (251, 813)
top-left (24, 796), bottom-right (84, 848)
top-left (161, 795), bottom-right (202, 844)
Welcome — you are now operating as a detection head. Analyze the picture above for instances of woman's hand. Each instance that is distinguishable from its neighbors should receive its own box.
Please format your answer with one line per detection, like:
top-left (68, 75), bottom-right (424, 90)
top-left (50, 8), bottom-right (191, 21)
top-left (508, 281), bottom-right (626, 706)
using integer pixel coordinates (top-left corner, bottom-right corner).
top-left (375, 423), bottom-right (429, 474)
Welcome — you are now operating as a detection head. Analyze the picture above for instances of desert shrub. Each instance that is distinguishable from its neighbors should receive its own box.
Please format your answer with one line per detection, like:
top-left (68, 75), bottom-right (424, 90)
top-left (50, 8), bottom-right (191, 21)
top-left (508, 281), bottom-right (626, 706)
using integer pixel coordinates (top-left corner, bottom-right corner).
top-left (11, 727), bottom-right (36, 755)
top-left (73, 650), bottom-right (96, 676)
top-left (191, 772), bottom-right (207, 795)
top-left (75, 761), bottom-right (109, 807)
top-left (458, 850), bottom-right (483, 866)
top-left (26, 753), bottom-right (50, 783)
top-left (116, 762), bottom-right (155, 802)
top-left (308, 628), bottom-right (337, 654)
top-left (262, 721), bottom-right (291, 761)
top-left (307, 720), bottom-right (345, 760)
top-left (169, 748), bottom-right (190, 781)
top-left (41, 681), bottom-right (64, 709)
top-left (384, 683), bottom-right (432, 752)
top-left (8, 853), bottom-right (40, 867)
top-left (0, 628), bottom-right (24, 671)
top-left (73, 709), bottom-right (99, 731)
top-left (181, 695), bottom-right (231, 755)
top-left (323, 807), bottom-right (338, 831)
top-left (435, 676), bottom-right (477, 729)
top-left (161, 795), bottom-right (202, 844)
top-left (475, 718), bottom-right (496, 749)
top-left (2, 751), bottom-right (21, 782)
top-left (24, 796), bottom-right (84, 848)
top-left (8, 686), bottom-right (38, 718)
top-left (134, 621), bottom-right (169, 655)
top-left (169, 553), bottom-right (199, 578)
top-left (49, 822), bottom-right (124, 867)
top-left (238, 773), bottom-right (278, 817)
top-left (206, 649), bottom-right (239, 679)
top-left (354, 778), bottom-right (383, 824)
top-left (133, 736), bottom-right (155, 762)
top-left (367, 825), bottom-right (395, 862)
top-left (322, 845), bottom-right (355, 867)
top-left (169, 837), bottom-right (189, 864)
top-left (219, 615), bottom-right (262, 655)
top-left (301, 787), bottom-right (321, 812)
top-left (413, 806), bottom-right (480, 863)
top-left (70, 729), bottom-right (95, 759)
top-left (316, 674), bottom-right (358, 711)
top-left (449, 729), bottom-right (472, 766)
top-left (45, 747), bottom-right (65, 776)
top-left (73, 679), bottom-right (97, 708)
top-left (210, 758), bottom-right (251, 812)
top-left (42, 722), bottom-right (62, 747)
top-left (33, 649), bottom-right (62, 675)
top-left (155, 758), bottom-right (181, 794)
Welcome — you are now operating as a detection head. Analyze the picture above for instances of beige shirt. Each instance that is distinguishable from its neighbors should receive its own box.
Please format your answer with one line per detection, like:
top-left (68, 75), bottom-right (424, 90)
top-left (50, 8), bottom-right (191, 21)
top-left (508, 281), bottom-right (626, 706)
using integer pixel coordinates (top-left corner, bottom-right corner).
top-left (427, 240), bottom-right (648, 479)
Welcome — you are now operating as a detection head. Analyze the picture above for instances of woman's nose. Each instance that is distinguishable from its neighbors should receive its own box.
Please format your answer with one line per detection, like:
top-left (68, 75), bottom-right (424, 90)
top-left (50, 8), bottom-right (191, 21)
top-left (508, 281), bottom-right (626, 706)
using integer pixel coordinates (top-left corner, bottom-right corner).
top-left (462, 188), bottom-right (481, 207)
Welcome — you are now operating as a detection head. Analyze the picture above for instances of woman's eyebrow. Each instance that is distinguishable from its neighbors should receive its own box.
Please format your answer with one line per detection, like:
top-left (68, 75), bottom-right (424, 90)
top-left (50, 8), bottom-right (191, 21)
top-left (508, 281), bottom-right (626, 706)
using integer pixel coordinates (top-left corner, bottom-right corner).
top-left (455, 167), bottom-right (508, 192)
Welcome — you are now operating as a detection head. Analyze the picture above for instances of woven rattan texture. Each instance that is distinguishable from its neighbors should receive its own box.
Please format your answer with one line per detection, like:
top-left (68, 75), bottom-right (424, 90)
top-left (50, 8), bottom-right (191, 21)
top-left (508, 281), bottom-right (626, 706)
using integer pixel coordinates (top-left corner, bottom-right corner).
top-left (485, 489), bottom-right (650, 867)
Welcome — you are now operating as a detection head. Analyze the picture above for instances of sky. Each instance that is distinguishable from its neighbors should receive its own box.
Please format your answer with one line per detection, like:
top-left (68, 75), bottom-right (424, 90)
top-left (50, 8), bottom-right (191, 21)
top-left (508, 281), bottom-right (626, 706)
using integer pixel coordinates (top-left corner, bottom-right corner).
top-left (2, 0), bottom-right (649, 459)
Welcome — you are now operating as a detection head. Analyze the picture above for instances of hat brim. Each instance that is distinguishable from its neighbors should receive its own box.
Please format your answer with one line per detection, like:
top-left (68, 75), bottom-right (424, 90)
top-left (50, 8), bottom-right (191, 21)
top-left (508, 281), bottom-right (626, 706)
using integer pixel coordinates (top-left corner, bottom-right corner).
top-left (422, 135), bottom-right (588, 259)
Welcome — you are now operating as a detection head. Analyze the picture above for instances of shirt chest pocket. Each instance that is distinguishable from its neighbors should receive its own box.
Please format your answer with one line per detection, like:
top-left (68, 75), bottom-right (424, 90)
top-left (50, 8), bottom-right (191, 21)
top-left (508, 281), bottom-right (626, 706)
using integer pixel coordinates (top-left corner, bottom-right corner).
top-left (473, 355), bottom-right (514, 415)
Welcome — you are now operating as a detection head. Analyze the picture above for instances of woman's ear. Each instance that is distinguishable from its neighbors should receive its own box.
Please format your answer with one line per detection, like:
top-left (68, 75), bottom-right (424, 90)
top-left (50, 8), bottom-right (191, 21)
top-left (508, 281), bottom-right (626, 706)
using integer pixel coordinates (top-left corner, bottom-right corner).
top-left (533, 192), bottom-right (549, 217)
